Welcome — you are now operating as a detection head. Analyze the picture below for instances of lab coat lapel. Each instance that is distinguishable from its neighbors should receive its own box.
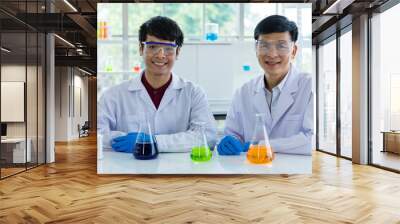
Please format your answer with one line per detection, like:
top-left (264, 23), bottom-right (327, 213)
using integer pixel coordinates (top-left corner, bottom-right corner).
top-left (157, 87), bottom-right (176, 112)
top-left (253, 76), bottom-right (273, 130)
top-left (157, 74), bottom-right (183, 112)
top-left (140, 90), bottom-right (157, 111)
top-left (128, 73), bottom-right (157, 111)
top-left (271, 90), bottom-right (294, 129)
top-left (271, 67), bottom-right (298, 129)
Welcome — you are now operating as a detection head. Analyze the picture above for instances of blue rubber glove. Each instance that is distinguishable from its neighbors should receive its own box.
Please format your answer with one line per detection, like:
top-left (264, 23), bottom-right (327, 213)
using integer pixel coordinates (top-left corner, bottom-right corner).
top-left (111, 132), bottom-right (152, 153)
top-left (217, 135), bottom-right (243, 155)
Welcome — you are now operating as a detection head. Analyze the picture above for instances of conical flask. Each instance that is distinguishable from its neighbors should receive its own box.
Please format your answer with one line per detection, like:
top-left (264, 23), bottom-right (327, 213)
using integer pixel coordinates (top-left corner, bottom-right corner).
top-left (190, 122), bottom-right (212, 162)
top-left (247, 113), bottom-right (275, 164)
top-left (133, 116), bottom-right (158, 160)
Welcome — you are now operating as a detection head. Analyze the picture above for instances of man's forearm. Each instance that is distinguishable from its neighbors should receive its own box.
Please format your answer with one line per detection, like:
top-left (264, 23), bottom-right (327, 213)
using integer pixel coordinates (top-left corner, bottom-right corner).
top-left (269, 132), bottom-right (312, 155)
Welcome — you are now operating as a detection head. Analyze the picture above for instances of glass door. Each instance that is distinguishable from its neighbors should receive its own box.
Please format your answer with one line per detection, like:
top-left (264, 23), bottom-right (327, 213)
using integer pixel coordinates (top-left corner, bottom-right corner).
top-left (317, 36), bottom-right (337, 155)
top-left (371, 3), bottom-right (400, 171)
top-left (339, 28), bottom-right (352, 158)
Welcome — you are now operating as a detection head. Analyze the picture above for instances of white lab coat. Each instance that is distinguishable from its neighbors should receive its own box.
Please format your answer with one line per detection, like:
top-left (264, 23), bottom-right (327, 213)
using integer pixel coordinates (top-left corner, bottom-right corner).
top-left (224, 65), bottom-right (314, 155)
top-left (98, 73), bottom-right (217, 152)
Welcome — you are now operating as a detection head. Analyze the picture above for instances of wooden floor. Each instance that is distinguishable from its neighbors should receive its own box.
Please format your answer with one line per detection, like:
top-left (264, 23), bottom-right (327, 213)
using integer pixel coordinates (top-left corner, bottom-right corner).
top-left (1, 136), bottom-right (400, 223)
top-left (0, 167), bottom-right (26, 178)
top-left (373, 151), bottom-right (400, 171)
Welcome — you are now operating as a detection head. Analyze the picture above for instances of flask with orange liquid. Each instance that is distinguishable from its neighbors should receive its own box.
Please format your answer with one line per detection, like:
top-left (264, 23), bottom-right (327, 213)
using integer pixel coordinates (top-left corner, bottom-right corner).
top-left (97, 21), bottom-right (109, 40)
top-left (246, 113), bottom-right (274, 164)
top-left (103, 21), bottom-right (108, 39)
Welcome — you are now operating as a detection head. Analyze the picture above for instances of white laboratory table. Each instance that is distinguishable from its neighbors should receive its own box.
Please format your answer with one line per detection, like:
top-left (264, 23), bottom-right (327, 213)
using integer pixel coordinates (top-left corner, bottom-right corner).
top-left (97, 150), bottom-right (312, 175)
top-left (1, 138), bottom-right (31, 163)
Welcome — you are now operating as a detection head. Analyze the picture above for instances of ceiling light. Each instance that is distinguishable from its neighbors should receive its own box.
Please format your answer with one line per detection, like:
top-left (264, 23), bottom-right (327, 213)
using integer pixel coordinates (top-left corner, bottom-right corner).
top-left (1, 47), bottom-right (11, 53)
top-left (323, 0), bottom-right (355, 14)
top-left (78, 67), bottom-right (92, 76)
top-left (63, 0), bottom-right (78, 12)
top-left (76, 48), bottom-right (84, 55)
top-left (54, 34), bottom-right (75, 48)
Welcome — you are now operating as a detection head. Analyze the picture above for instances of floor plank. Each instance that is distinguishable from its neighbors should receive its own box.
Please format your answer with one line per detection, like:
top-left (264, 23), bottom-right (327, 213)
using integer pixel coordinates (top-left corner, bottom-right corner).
top-left (1, 135), bottom-right (400, 223)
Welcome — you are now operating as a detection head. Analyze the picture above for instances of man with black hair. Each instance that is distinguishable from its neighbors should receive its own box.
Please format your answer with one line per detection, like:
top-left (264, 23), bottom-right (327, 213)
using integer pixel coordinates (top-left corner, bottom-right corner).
top-left (217, 15), bottom-right (313, 155)
top-left (98, 16), bottom-right (217, 153)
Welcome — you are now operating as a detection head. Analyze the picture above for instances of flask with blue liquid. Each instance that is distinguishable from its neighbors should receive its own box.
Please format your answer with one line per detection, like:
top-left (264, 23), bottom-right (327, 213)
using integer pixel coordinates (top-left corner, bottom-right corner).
top-left (133, 116), bottom-right (158, 160)
top-left (205, 23), bottom-right (219, 41)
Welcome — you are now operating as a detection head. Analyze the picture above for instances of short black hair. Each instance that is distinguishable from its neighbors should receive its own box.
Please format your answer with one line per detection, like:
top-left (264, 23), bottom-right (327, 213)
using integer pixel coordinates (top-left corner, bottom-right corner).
top-left (254, 15), bottom-right (298, 42)
top-left (139, 16), bottom-right (184, 47)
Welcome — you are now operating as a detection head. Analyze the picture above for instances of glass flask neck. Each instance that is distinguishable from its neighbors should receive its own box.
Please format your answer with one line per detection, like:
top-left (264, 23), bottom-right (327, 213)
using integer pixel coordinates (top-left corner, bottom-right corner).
top-left (251, 113), bottom-right (270, 146)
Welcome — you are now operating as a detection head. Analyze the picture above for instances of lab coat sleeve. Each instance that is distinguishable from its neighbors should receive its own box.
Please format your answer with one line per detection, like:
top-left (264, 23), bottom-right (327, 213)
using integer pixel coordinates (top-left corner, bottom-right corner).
top-left (269, 91), bottom-right (314, 155)
top-left (155, 86), bottom-right (217, 152)
top-left (224, 90), bottom-right (245, 143)
top-left (97, 93), bottom-right (126, 149)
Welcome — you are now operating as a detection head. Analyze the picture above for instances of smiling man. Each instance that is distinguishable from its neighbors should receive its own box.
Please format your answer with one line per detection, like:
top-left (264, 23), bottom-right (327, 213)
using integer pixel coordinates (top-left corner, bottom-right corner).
top-left (217, 15), bottom-right (313, 155)
top-left (98, 16), bottom-right (217, 153)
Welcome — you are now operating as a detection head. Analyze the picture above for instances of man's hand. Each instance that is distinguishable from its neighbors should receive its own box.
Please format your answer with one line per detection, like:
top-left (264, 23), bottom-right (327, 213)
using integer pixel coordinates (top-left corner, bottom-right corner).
top-left (111, 132), bottom-right (152, 153)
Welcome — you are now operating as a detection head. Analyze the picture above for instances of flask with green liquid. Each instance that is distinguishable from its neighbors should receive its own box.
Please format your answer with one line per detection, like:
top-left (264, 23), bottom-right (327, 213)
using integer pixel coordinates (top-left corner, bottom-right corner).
top-left (190, 122), bottom-right (212, 162)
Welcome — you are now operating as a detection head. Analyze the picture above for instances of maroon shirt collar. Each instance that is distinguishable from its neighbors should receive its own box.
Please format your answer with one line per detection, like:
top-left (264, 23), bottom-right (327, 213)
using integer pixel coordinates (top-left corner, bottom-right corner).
top-left (141, 73), bottom-right (172, 109)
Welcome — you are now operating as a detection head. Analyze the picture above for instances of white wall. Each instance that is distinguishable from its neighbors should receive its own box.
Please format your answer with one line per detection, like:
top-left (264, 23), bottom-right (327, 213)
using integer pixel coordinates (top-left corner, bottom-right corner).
top-left (174, 42), bottom-right (263, 114)
top-left (55, 66), bottom-right (68, 141)
top-left (1, 65), bottom-right (28, 137)
top-left (312, 45), bottom-right (316, 151)
top-left (1, 64), bottom-right (46, 163)
top-left (55, 67), bottom-right (89, 141)
top-left (1, 82), bottom-right (25, 122)
top-left (71, 73), bottom-right (89, 138)
top-left (1, 65), bottom-right (25, 127)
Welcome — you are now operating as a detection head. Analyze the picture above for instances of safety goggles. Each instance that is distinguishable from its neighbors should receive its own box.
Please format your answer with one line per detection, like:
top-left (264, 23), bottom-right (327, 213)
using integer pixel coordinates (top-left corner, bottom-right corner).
top-left (141, 41), bottom-right (178, 56)
top-left (255, 40), bottom-right (293, 55)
